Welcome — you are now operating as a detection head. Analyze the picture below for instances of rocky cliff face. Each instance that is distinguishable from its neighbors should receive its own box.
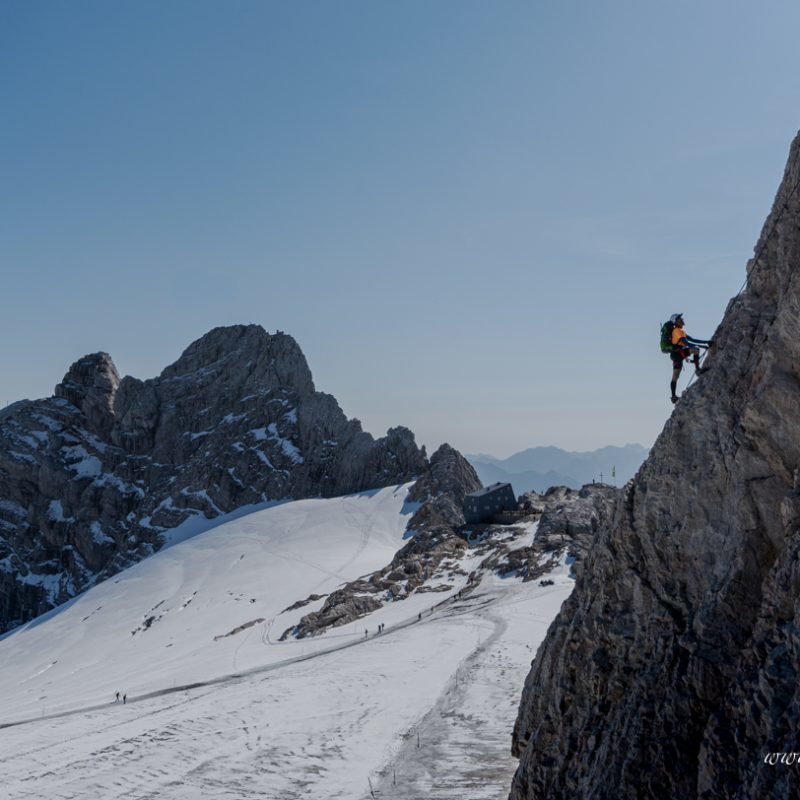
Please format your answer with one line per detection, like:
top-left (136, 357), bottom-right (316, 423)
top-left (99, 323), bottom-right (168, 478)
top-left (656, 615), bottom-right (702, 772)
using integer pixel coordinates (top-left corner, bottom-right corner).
top-left (0, 325), bottom-right (427, 633)
top-left (509, 134), bottom-right (800, 799)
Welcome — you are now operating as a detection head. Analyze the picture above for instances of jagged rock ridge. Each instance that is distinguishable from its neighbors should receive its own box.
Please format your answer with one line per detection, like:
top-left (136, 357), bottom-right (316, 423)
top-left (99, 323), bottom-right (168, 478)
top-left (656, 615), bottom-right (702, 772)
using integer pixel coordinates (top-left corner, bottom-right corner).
top-left (509, 133), bottom-right (800, 799)
top-left (0, 325), bottom-right (427, 633)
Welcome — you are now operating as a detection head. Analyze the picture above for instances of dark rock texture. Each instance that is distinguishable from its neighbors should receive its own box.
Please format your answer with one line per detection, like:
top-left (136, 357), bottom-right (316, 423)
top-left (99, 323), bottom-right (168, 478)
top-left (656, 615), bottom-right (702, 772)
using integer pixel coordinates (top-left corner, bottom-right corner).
top-left (286, 443), bottom-right (481, 638)
top-left (408, 442), bottom-right (483, 527)
top-left (0, 325), bottom-right (427, 633)
top-left (509, 134), bottom-right (800, 799)
top-left (493, 485), bottom-right (618, 582)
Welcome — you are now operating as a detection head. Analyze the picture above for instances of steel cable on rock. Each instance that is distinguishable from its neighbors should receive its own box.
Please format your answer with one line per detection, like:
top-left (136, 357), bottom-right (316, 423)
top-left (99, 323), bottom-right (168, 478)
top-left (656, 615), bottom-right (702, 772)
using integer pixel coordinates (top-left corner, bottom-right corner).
top-left (682, 347), bottom-right (710, 393)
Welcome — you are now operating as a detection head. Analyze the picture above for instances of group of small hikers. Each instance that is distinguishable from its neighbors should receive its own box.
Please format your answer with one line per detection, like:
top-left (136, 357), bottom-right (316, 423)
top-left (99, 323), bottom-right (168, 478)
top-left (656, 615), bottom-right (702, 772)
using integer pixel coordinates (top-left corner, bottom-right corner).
top-left (661, 313), bottom-right (714, 404)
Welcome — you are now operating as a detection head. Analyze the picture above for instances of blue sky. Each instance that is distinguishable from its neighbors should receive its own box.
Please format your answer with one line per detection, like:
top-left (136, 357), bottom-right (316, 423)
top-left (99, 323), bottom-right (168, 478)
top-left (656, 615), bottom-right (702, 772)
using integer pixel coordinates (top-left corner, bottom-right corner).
top-left (2, 1), bottom-right (799, 457)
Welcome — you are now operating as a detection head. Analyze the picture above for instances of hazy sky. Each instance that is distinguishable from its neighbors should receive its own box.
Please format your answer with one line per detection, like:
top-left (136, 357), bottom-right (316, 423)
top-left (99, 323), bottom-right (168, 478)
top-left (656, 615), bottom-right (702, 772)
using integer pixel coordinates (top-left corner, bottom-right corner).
top-left (2, 1), bottom-right (799, 457)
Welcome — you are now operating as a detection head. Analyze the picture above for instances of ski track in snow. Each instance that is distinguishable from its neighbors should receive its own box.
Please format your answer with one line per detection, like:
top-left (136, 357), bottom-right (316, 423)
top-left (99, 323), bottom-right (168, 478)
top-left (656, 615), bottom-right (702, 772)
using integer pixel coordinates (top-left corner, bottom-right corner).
top-left (0, 488), bottom-right (573, 799)
top-left (372, 581), bottom-right (567, 800)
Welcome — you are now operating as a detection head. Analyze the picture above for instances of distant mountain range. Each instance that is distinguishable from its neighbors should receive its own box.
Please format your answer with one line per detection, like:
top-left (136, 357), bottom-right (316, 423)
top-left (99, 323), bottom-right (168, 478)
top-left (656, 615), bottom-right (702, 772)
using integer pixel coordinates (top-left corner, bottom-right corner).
top-left (466, 444), bottom-right (649, 494)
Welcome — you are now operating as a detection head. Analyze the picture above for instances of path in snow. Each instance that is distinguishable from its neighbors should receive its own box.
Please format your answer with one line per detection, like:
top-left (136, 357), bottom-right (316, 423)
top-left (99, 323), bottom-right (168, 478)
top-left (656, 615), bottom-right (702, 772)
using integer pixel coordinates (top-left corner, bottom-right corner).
top-left (371, 575), bottom-right (568, 800)
top-left (0, 486), bottom-right (573, 799)
top-left (0, 486), bottom-right (420, 724)
top-left (2, 570), bottom-right (573, 800)
top-left (2, 610), bottom-right (482, 799)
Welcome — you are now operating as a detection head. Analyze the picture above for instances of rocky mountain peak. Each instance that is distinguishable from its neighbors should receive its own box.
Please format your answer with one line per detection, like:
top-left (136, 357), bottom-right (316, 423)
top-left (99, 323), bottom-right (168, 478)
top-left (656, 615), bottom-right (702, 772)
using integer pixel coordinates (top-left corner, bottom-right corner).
top-left (509, 132), bottom-right (800, 799)
top-left (0, 327), bottom-right (431, 634)
top-left (408, 443), bottom-right (483, 528)
top-left (54, 351), bottom-right (120, 437)
top-left (160, 325), bottom-right (315, 396)
top-left (410, 443), bottom-right (480, 500)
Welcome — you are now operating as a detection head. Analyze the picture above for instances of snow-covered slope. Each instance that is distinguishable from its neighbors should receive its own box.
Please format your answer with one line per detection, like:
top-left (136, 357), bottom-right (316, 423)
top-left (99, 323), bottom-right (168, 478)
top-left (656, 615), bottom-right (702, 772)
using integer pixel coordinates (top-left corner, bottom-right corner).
top-left (0, 485), bottom-right (419, 722)
top-left (0, 484), bottom-right (575, 799)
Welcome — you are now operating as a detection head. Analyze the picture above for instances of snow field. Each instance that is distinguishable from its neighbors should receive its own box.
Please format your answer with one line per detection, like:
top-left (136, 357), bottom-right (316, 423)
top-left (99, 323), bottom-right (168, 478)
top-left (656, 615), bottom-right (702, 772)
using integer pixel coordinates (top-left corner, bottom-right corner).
top-left (0, 486), bottom-right (575, 799)
top-left (0, 485), bottom-right (418, 721)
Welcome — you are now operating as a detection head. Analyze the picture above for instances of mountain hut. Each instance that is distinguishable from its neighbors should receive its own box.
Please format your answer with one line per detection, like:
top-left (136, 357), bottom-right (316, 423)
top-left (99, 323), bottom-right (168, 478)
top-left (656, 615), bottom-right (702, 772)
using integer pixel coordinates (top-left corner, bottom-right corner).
top-left (463, 482), bottom-right (517, 524)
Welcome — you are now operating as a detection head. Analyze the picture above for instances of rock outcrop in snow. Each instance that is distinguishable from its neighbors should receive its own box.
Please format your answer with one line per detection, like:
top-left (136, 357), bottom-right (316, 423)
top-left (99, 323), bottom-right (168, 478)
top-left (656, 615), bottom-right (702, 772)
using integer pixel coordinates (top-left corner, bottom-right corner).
top-left (0, 325), bottom-right (427, 633)
top-left (509, 133), bottom-right (800, 799)
top-left (492, 485), bottom-right (618, 583)
top-left (284, 462), bottom-right (618, 641)
top-left (284, 443), bottom-right (483, 638)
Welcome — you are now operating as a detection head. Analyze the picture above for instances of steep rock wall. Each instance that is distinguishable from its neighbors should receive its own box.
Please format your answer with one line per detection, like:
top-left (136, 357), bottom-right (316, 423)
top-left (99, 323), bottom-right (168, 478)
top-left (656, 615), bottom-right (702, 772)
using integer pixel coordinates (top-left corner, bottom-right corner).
top-left (510, 133), bottom-right (800, 799)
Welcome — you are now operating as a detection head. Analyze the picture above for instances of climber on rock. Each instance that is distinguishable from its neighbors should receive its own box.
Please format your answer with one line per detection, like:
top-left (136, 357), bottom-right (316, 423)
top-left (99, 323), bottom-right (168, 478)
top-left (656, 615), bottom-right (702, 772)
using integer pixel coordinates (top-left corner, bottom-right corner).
top-left (667, 313), bottom-right (713, 404)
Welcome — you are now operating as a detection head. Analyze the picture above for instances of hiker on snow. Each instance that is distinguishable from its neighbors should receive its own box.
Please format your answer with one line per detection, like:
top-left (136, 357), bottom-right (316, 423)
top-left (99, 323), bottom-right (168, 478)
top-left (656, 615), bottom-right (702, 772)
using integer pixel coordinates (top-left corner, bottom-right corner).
top-left (665, 313), bottom-right (713, 403)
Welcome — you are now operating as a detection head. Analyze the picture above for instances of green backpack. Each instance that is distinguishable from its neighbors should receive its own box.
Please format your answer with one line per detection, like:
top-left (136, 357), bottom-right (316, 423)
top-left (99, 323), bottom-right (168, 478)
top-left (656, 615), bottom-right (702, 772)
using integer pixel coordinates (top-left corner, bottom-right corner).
top-left (660, 321), bottom-right (674, 353)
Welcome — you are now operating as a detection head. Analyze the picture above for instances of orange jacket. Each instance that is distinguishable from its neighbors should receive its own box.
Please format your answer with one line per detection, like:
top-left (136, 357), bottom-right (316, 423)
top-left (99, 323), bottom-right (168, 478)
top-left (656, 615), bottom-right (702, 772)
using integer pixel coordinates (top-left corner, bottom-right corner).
top-left (671, 326), bottom-right (687, 347)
